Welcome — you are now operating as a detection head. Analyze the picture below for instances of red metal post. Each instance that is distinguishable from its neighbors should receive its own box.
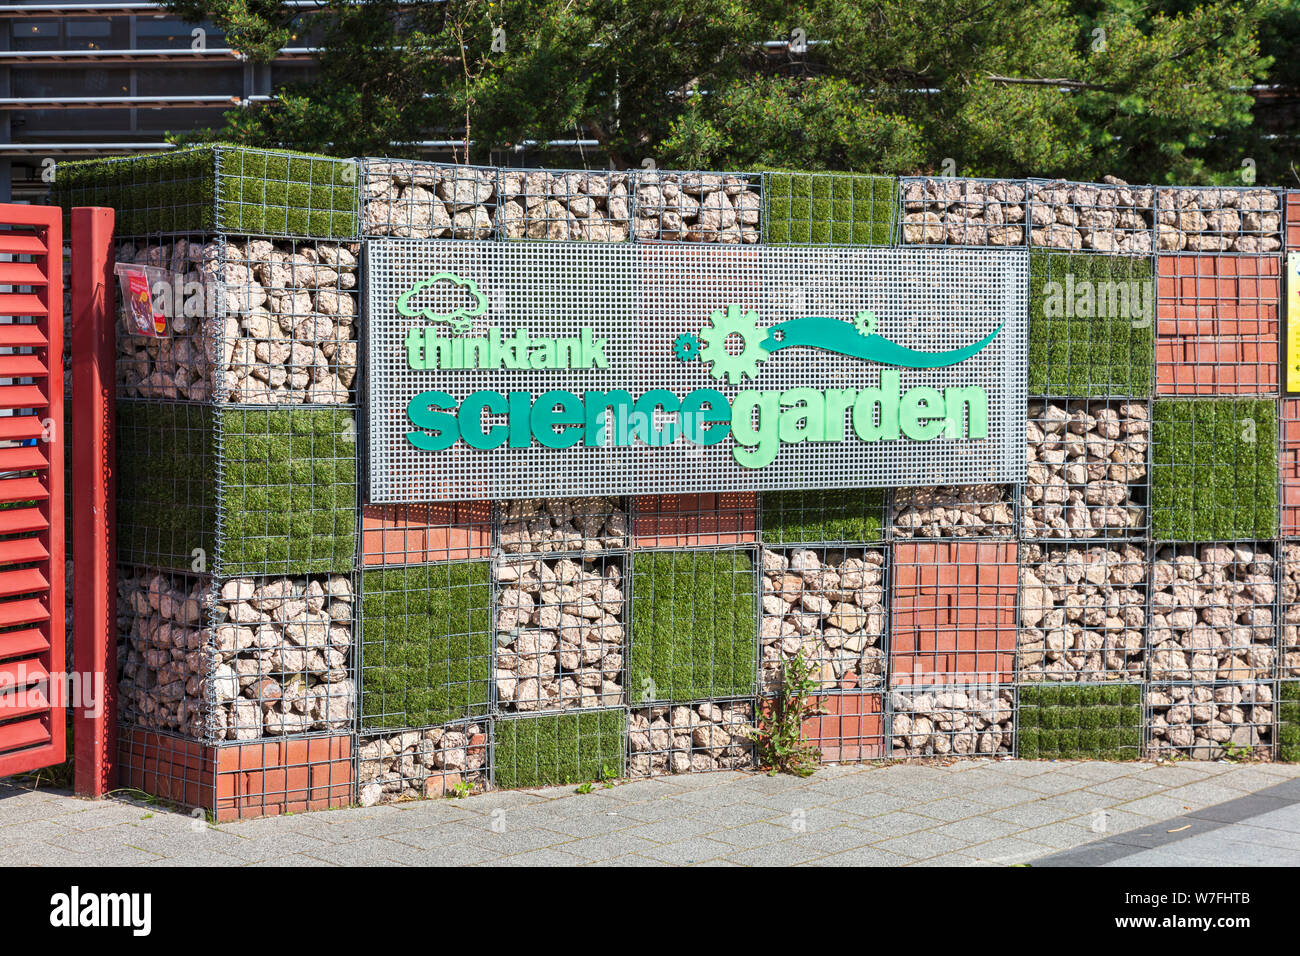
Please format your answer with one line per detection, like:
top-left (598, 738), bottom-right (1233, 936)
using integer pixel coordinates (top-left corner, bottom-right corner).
top-left (71, 207), bottom-right (117, 797)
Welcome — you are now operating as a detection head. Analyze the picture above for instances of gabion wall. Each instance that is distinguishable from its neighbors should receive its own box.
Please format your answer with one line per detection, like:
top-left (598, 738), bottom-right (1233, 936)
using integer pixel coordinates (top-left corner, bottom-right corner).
top-left (55, 149), bottom-right (1300, 817)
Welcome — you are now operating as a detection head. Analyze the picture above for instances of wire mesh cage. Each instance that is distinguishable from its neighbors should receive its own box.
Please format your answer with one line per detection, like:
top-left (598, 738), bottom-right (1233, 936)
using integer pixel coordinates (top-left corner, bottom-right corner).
top-left (493, 553), bottom-right (626, 713)
top-left (496, 496), bottom-right (629, 557)
top-left (358, 560), bottom-right (493, 732)
top-left (899, 177), bottom-right (1029, 248)
top-left (1153, 186), bottom-right (1284, 254)
top-left (890, 484), bottom-right (1015, 539)
top-left (1016, 683), bottom-right (1143, 760)
top-left (1154, 253), bottom-right (1281, 396)
top-left (1028, 252), bottom-right (1155, 398)
top-left (1150, 398), bottom-right (1278, 542)
top-left (361, 159), bottom-right (498, 239)
top-left (1022, 399), bottom-right (1149, 540)
top-left (628, 547), bottom-right (758, 705)
top-left (1147, 681), bottom-right (1275, 759)
top-left (799, 691), bottom-right (888, 762)
top-left (1283, 400), bottom-right (1300, 537)
top-left (493, 708), bottom-right (626, 789)
top-left (632, 493), bottom-right (758, 549)
top-left (762, 171), bottom-right (894, 246)
top-left (1282, 681), bottom-right (1300, 762)
top-left (210, 573), bottom-right (356, 742)
top-left (1018, 543), bottom-right (1147, 682)
top-left (758, 546), bottom-right (887, 694)
top-left (633, 170), bottom-right (761, 243)
top-left (360, 502), bottom-right (493, 566)
top-left (628, 699), bottom-right (756, 776)
top-left (1281, 543), bottom-right (1300, 679)
top-left (498, 168), bottom-right (633, 241)
top-left (356, 719), bottom-right (490, 804)
top-left (760, 489), bottom-right (886, 546)
top-left (888, 683), bottom-right (1016, 757)
top-left (1149, 543), bottom-right (1277, 683)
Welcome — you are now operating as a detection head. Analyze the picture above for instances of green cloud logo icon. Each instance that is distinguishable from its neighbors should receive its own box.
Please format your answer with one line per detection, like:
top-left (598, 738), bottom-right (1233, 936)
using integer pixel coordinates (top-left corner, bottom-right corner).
top-left (396, 272), bottom-right (488, 333)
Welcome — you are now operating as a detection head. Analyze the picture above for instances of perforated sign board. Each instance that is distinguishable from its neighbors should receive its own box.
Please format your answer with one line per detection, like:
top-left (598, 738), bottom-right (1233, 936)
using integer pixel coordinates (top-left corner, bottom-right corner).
top-left (366, 240), bottom-right (1028, 502)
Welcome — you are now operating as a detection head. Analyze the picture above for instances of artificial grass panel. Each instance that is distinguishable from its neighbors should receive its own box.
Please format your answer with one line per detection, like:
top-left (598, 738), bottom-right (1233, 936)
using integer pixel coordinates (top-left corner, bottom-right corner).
top-left (761, 489), bottom-right (885, 544)
top-left (764, 171), bottom-right (896, 245)
top-left (629, 550), bottom-right (757, 701)
top-left (1150, 398), bottom-right (1278, 541)
top-left (1017, 684), bottom-right (1142, 760)
top-left (360, 562), bottom-right (493, 730)
top-left (218, 407), bottom-right (357, 574)
top-left (494, 710), bottom-right (626, 789)
top-left (1028, 252), bottom-right (1154, 397)
top-left (116, 402), bottom-right (216, 571)
top-left (54, 144), bottom-right (357, 238)
top-left (1281, 682), bottom-right (1300, 763)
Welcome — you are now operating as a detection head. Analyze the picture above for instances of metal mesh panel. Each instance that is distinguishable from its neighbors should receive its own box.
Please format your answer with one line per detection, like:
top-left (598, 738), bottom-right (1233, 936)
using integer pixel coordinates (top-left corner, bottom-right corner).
top-left (358, 561), bottom-right (493, 731)
top-left (1016, 683), bottom-right (1143, 759)
top-left (1147, 681), bottom-right (1275, 758)
top-left (888, 683), bottom-right (1016, 756)
top-left (900, 177), bottom-right (1030, 249)
top-left (1022, 399), bottom-right (1149, 540)
top-left (763, 172), bottom-right (895, 246)
top-left (1018, 543), bottom-right (1147, 682)
top-left (356, 719), bottom-right (490, 803)
top-left (360, 501), bottom-right (492, 565)
top-left (367, 241), bottom-right (1028, 500)
top-left (891, 484), bottom-right (1015, 538)
top-left (494, 553), bottom-right (626, 713)
top-left (759, 489), bottom-right (884, 546)
top-left (758, 546), bottom-right (886, 694)
top-left (1281, 543), bottom-right (1300, 679)
top-left (492, 708), bottom-right (626, 789)
top-left (362, 160), bottom-right (498, 239)
top-left (628, 699), bottom-right (756, 776)
top-left (801, 692), bottom-right (888, 762)
top-left (1154, 187), bottom-right (1284, 254)
top-left (497, 496), bottom-right (629, 556)
top-left (634, 171), bottom-right (761, 243)
top-left (633, 492), bottom-right (758, 549)
top-left (1149, 543), bottom-right (1277, 683)
top-left (499, 169), bottom-right (632, 242)
top-left (215, 147), bottom-right (360, 240)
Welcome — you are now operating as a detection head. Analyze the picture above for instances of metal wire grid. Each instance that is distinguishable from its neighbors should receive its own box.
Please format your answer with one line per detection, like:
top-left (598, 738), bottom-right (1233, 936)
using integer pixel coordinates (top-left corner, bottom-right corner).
top-left (1146, 680), bottom-right (1276, 759)
top-left (367, 241), bottom-right (1029, 500)
top-left (207, 572), bottom-right (357, 744)
top-left (1281, 542), bottom-right (1300, 680)
top-left (758, 545), bottom-right (888, 695)
top-left (1283, 400), bottom-right (1300, 537)
top-left (214, 147), bottom-right (360, 241)
top-left (1022, 399), bottom-right (1150, 541)
top-left (1154, 253), bottom-right (1282, 396)
top-left (888, 541), bottom-right (1020, 687)
top-left (492, 707), bottom-right (627, 790)
top-left (900, 177), bottom-right (1286, 255)
top-left (1149, 397), bottom-right (1279, 543)
top-left (498, 168), bottom-right (633, 242)
top-left (890, 484), bottom-right (1018, 539)
top-left (361, 159), bottom-right (498, 240)
top-left (355, 717), bottom-right (490, 802)
top-left (799, 690), bottom-right (889, 763)
top-left (1015, 682), bottom-right (1144, 760)
top-left (1027, 251), bottom-right (1156, 398)
top-left (492, 552), bottom-right (627, 714)
top-left (1148, 543), bottom-right (1278, 684)
top-left (626, 544), bottom-right (760, 707)
top-left (1017, 542), bottom-right (1148, 683)
top-left (632, 492), bottom-right (759, 549)
top-left (887, 682), bottom-right (1017, 757)
top-left (634, 170), bottom-right (762, 244)
top-left (762, 171), bottom-right (896, 247)
top-left (758, 489), bottom-right (885, 547)
top-left (627, 698), bottom-right (757, 776)
top-left (54, 145), bottom-right (219, 237)
top-left (360, 501), bottom-right (493, 566)
top-left (495, 496), bottom-right (630, 558)
top-left (210, 732), bottom-right (356, 820)
top-left (356, 559), bottom-right (494, 733)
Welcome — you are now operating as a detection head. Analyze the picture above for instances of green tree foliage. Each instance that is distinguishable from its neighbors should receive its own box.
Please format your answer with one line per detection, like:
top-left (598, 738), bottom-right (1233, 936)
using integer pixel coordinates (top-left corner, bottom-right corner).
top-left (160, 0), bottom-right (1293, 184)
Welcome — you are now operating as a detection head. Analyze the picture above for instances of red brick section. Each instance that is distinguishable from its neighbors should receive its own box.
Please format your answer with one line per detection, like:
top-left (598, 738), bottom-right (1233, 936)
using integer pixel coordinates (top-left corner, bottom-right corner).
top-left (802, 693), bottom-right (886, 762)
top-left (1283, 400), bottom-right (1300, 536)
top-left (361, 502), bottom-right (491, 565)
top-left (1287, 192), bottom-right (1300, 249)
top-left (118, 730), bottom-right (353, 821)
top-left (890, 541), bottom-right (1018, 684)
top-left (632, 493), bottom-right (757, 549)
top-left (1156, 254), bottom-right (1281, 395)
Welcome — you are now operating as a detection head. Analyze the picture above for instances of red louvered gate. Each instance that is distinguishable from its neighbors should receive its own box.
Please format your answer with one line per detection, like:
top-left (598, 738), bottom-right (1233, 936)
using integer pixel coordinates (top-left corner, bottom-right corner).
top-left (0, 204), bottom-right (64, 777)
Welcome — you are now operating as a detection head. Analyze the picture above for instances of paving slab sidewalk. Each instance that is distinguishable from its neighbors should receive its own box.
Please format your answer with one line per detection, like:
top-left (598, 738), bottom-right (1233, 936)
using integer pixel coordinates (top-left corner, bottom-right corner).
top-left (2, 758), bottom-right (1298, 866)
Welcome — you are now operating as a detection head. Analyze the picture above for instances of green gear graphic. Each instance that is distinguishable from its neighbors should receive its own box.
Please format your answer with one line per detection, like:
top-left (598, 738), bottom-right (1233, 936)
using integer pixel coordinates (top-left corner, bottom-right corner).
top-left (698, 304), bottom-right (770, 384)
top-left (673, 331), bottom-right (701, 362)
top-left (854, 310), bottom-right (878, 336)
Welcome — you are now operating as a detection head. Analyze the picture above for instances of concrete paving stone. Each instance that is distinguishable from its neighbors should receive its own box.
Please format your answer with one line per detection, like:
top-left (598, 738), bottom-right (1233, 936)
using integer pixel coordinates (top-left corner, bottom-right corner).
top-left (1017, 820), bottom-right (1111, 850)
top-left (962, 836), bottom-right (1054, 864)
top-left (379, 821), bottom-right (505, 850)
top-left (485, 847), bottom-right (601, 867)
top-left (552, 831), bottom-right (665, 861)
top-left (252, 853), bottom-right (341, 867)
top-left (1235, 805), bottom-right (1300, 834)
top-left (705, 820), bottom-right (800, 848)
top-left (957, 784), bottom-right (1050, 808)
top-left (802, 845), bottom-right (914, 866)
top-left (678, 802), bottom-right (777, 829)
top-left (456, 826), bottom-right (574, 855)
top-left (1164, 781), bottom-right (1258, 809)
top-left (1209, 823), bottom-right (1300, 851)
top-left (842, 809), bottom-right (942, 835)
top-left (375, 837), bottom-right (506, 866)
top-left (1079, 776), bottom-right (1170, 801)
top-left (1115, 793), bottom-right (1206, 819)
top-left (1070, 808), bottom-right (1156, 837)
top-left (717, 840), bottom-right (837, 866)
top-left (907, 852), bottom-right (991, 867)
top-left (632, 837), bottom-right (737, 865)
top-left (1036, 788), bottom-right (1134, 815)
top-left (929, 815), bottom-right (1025, 844)
top-left (985, 800), bottom-right (1081, 828)
top-left (907, 796), bottom-right (1002, 822)
top-left (1013, 773), bottom-right (1112, 796)
top-left (873, 829), bottom-right (974, 860)
top-left (616, 815), bottom-right (719, 844)
top-left (825, 790), bottom-right (916, 817)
